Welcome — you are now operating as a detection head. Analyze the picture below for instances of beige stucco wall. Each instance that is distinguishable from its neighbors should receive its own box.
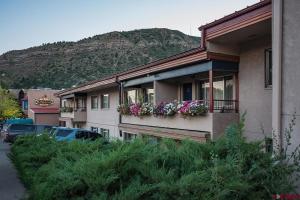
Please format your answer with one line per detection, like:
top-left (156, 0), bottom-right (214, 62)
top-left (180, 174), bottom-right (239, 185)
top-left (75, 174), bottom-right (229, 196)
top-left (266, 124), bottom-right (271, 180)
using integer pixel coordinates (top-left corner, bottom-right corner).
top-left (154, 80), bottom-right (178, 103)
top-left (212, 112), bottom-right (240, 139)
top-left (281, 0), bottom-right (300, 152)
top-left (86, 87), bottom-right (121, 140)
top-left (59, 117), bottom-right (73, 128)
top-left (207, 41), bottom-right (240, 56)
top-left (239, 37), bottom-right (272, 141)
top-left (122, 114), bottom-right (213, 133)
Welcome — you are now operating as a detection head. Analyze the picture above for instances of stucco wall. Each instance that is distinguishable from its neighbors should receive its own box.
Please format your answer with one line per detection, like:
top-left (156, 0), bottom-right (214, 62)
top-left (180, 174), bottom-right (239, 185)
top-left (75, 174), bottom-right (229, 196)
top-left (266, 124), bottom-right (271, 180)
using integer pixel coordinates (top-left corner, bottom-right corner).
top-left (154, 80), bottom-right (178, 103)
top-left (207, 41), bottom-right (240, 56)
top-left (86, 87), bottom-right (121, 140)
top-left (281, 0), bottom-right (300, 152)
top-left (239, 37), bottom-right (272, 140)
top-left (122, 114), bottom-right (213, 133)
top-left (212, 112), bottom-right (239, 139)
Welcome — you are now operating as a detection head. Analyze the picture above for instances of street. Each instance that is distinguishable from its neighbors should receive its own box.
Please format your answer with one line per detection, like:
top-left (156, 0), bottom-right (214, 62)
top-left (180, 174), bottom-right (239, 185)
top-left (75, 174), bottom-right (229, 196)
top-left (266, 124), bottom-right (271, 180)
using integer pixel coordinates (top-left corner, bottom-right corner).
top-left (0, 140), bottom-right (25, 200)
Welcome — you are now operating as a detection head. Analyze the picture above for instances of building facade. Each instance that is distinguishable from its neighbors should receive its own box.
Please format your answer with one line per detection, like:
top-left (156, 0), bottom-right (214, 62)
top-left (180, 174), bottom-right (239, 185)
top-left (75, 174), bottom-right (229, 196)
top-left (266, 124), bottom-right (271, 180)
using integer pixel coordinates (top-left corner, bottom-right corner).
top-left (56, 0), bottom-right (300, 149)
top-left (21, 89), bottom-right (60, 126)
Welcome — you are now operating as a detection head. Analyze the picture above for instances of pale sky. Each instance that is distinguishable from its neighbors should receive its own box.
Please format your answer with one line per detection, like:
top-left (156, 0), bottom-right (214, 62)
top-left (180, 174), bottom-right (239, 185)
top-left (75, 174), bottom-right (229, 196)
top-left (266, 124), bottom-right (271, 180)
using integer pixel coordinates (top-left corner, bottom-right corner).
top-left (0, 0), bottom-right (258, 54)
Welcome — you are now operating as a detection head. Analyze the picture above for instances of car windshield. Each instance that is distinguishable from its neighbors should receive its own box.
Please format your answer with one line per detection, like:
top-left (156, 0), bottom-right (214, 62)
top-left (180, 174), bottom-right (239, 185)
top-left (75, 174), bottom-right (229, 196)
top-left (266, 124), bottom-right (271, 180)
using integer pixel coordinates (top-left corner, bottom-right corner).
top-left (55, 129), bottom-right (73, 137)
top-left (9, 124), bottom-right (35, 132)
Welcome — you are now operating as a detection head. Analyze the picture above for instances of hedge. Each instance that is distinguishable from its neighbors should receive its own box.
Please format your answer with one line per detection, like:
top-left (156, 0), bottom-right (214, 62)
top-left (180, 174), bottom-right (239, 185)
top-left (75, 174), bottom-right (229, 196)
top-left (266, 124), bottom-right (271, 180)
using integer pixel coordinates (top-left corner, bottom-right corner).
top-left (10, 119), bottom-right (300, 200)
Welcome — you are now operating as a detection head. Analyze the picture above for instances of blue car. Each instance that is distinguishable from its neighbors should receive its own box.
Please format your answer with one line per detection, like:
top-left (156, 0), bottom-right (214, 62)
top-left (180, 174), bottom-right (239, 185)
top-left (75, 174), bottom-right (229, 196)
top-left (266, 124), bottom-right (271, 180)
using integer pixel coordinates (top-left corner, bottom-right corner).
top-left (50, 127), bottom-right (101, 142)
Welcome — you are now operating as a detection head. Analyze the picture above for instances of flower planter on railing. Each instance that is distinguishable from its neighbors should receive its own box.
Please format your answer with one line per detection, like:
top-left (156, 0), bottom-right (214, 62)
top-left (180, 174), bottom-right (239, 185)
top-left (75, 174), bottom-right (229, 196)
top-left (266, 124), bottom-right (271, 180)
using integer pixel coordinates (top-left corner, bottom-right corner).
top-left (153, 102), bottom-right (177, 117)
top-left (177, 100), bottom-right (208, 117)
top-left (117, 104), bottom-right (130, 115)
top-left (117, 100), bottom-right (208, 118)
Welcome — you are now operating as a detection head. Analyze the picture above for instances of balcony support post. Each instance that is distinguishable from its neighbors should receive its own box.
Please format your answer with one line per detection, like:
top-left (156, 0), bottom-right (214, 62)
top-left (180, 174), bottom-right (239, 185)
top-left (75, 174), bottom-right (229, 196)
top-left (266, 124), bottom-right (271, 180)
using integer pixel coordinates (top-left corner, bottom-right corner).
top-left (73, 96), bottom-right (76, 111)
top-left (234, 72), bottom-right (239, 113)
top-left (209, 70), bottom-right (214, 113)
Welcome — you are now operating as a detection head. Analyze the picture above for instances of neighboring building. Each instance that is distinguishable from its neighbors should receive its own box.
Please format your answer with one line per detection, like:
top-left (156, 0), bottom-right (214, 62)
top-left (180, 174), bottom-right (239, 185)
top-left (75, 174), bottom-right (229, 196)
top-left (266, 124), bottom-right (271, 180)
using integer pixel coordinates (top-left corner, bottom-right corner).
top-left (58, 79), bottom-right (120, 139)
top-left (21, 89), bottom-right (60, 126)
top-left (56, 0), bottom-right (300, 150)
top-left (8, 89), bottom-right (27, 106)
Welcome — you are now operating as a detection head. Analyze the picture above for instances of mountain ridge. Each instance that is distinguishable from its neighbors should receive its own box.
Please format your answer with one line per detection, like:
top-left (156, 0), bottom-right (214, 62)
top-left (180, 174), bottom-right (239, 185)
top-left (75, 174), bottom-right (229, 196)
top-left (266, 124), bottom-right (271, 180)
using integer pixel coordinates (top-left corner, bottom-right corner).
top-left (0, 28), bottom-right (200, 89)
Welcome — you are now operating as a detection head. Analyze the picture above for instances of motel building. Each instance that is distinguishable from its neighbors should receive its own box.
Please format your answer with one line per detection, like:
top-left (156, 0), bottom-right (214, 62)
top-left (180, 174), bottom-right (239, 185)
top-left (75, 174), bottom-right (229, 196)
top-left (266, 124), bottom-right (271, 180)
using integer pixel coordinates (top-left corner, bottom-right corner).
top-left (56, 0), bottom-right (300, 152)
top-left (21, 89), bottom-right (60, 126)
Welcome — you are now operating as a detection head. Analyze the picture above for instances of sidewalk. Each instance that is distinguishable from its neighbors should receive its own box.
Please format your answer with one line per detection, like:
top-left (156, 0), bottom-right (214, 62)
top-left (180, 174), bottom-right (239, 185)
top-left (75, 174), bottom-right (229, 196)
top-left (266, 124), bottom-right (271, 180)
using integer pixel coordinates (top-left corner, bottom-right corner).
top-left (0, 140), bottom-right (26, 200)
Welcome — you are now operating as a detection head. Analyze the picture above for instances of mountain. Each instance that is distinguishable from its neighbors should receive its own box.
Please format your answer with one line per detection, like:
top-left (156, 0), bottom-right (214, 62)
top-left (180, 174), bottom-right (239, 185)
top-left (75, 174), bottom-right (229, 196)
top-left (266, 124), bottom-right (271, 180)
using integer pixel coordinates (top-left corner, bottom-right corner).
top-left (0, 28), bottom-right (200, 89)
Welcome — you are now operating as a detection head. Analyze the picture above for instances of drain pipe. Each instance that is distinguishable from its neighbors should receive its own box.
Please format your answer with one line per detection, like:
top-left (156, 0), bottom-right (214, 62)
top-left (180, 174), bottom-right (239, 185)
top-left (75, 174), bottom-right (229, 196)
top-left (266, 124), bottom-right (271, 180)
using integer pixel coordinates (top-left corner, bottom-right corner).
top-left (272, 0), bottom-right (283, 154)
top-left (116, 77), bottom-right (122, 124)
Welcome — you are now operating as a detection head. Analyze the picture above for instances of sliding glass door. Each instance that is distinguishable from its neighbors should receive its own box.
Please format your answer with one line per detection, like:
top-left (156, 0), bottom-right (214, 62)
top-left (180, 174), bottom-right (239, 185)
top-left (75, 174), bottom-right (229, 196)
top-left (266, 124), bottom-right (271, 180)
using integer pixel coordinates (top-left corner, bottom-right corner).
top-left (198, 76), bottom-right (233, 101)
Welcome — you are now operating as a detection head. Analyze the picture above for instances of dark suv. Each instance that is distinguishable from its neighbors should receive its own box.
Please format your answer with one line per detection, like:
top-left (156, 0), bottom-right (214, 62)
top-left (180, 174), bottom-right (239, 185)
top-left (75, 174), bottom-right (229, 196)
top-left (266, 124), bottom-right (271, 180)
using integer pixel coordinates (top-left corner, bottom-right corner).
top-left (3, 124), bottom-right (52, 143)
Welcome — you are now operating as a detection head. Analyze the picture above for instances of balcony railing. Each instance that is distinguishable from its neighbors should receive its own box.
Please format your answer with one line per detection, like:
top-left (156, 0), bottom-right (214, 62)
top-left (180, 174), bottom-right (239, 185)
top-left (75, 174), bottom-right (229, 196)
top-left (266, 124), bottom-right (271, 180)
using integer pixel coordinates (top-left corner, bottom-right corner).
top-left (213, 100), bottom-right (238, 112)
top-left (200, 99), bottom-right (238, 113)
top-left (60, 107), bottom-right (86, 113)
top-left (181, 99), bottom-right (238, 113)
top-left (73, 107), bottom-right (87, 112)
top-left (60, 107), bottom-right (87, 122)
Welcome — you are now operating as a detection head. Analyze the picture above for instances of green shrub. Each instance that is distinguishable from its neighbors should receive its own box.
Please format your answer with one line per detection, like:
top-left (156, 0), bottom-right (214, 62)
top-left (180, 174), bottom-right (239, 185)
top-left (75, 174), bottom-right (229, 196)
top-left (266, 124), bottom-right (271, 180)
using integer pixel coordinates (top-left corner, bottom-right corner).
top-left (10, 119), bottom-right (300, 200)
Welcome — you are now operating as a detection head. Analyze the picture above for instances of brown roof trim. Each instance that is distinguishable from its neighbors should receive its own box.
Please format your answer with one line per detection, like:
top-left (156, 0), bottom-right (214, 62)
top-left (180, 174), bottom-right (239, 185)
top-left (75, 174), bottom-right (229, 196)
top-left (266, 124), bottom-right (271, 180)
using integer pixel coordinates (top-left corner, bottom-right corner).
top-left (55, 47), bottom-right (204, 96)
top-left (118, 50), bottom-right (208, 81)
top-left (198, 0), bottom-right (271, 30)
top-left (55, 77), bottom-right (117, 96)
top-left (55, 76), bottom-right (117, 96)
top-left (207, 52), bottom-right (239, 62)
top-left (116, 47), bottom-right (204, 77)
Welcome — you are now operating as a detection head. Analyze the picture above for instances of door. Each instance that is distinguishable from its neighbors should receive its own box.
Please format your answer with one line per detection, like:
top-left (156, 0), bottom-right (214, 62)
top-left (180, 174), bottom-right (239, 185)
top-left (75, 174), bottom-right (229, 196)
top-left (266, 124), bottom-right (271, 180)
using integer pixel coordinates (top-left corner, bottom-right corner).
top-left (182, 83), bottom-right (193, 101)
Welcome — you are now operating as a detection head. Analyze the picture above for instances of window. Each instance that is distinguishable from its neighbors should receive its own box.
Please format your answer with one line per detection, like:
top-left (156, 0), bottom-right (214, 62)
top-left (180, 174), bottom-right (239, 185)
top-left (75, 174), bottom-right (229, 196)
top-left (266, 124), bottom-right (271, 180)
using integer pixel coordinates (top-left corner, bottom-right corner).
top-left (124, 132), bottom-right (137, 141)
top-left (91, 127), bottom-right (99, 133)
top-left (198, 76), bottom-right (233, 101)
top-left (9, 124), bottom-right (35, 132)
top-left (101, 128), bottom-right (110, 138)
top-left (182, 83), bottom-right (193, 101)
top-left (22, 100), bottom-right (28, 110)
top-left (265, 48), bottom-right (272, 88)
top-left (126, 89), bottom-right (137, 104)
top-left (101, 94), bottom-right (110, 108)
top-left (224, 76), bottom-right (233, 100)
top-left (62, 100), bottom-right (67, 108)
top-left (144, 88), bottom-right (154, 104)
top-left (91, 96), bottom-right (98, 109)
top-left (55, 129), bottom-right (73, 137)
top-left (76, 98), bottom-right (86, 110)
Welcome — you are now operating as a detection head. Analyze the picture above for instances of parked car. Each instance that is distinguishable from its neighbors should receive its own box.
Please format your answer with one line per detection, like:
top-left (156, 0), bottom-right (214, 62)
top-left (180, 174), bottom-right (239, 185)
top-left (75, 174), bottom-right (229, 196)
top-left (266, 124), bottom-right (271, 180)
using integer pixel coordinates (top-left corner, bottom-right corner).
top-left (3, 124), bottom-right (52, 143)
top-left (1, 118), bottom-right (34, 135)
top-left (50, 127), bottom-right (102, 142)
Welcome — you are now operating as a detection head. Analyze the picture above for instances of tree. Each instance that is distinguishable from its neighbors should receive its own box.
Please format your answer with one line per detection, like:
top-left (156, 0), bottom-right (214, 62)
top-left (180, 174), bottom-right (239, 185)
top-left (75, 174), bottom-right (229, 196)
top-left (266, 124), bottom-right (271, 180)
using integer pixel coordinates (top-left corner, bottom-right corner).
top-left (0, 87), bottom-right (22, 120)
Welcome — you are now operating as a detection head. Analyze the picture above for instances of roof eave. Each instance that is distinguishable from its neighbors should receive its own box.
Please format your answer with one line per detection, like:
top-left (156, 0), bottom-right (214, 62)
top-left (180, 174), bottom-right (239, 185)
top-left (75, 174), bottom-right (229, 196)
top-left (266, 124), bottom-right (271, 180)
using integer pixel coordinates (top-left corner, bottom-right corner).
top-left (198, 0), bottom-right (271, 31)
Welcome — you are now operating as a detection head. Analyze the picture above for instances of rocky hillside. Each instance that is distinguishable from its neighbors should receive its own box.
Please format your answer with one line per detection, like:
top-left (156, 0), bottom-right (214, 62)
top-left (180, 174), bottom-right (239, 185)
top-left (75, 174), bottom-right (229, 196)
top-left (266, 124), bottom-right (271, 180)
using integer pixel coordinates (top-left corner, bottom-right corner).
top-left (0, 28), bottom-right (200, 89)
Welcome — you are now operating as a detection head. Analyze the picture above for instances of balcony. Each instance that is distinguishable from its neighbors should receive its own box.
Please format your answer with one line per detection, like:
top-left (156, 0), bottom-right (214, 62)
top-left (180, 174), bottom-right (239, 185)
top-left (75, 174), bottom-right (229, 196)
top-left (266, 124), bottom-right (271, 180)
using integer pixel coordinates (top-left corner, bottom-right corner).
top-left (119, 99), bottom-right (239, 140)
top-left (119, 59), bottom-right (240, 140)
top-left (60, 107), bottom-right (87, 122)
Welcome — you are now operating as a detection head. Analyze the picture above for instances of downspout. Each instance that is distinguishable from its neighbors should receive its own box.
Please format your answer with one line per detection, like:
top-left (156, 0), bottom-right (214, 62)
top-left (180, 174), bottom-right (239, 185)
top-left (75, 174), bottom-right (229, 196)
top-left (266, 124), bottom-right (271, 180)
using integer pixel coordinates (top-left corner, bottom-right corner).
top-left (272, 0), bottom-right (283, 154)
top-left (115, 76), bottom-right (122, 124)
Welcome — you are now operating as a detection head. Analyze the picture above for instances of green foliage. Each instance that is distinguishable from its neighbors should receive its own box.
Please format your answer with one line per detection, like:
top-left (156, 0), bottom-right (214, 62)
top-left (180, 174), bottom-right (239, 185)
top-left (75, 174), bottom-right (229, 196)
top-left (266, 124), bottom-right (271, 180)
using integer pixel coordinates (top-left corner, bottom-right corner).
top-left (0, 87), bottom-right (22, 120)
top-left (10, 119), bottom-right (300, 200)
